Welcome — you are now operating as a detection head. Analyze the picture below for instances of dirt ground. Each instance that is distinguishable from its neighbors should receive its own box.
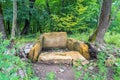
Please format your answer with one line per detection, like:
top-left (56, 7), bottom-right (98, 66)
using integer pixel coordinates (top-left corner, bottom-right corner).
top-left (32, 60), bottom-right (114, 80)
top-left (32, 63), bottom-right (75, 80)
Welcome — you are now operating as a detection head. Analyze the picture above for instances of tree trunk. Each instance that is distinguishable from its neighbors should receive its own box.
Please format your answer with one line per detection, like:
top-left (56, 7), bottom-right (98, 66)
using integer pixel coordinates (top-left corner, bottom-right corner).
top-left (11, 0), bottom-right (17, 39)
top-left (89, 0), bottom-right (112, 44)
top-left (0, 3), bottom-right (6, 39)
top-left (21, 0), bottom-right (35, 35)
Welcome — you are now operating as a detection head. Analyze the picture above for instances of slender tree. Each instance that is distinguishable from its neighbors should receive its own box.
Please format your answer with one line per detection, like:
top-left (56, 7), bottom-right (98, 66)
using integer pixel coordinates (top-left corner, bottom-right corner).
top-left (0, 2), bottom-right (6, 39)
top-left (11, 0), bottom-right (17, 39)
top-left (89, 0), bottom-right (112, 44)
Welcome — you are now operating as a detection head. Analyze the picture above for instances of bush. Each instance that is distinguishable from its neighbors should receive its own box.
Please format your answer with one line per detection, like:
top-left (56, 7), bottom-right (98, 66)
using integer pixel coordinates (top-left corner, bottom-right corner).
top-left (113, 59), bottom-right (120, 80)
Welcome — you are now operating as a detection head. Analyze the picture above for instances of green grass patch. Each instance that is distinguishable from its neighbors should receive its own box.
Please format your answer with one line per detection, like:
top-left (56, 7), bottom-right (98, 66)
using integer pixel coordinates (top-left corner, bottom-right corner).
top-left (16, 32), bottom-right (41, 43)
top-left (45, 72), bottom-right (56, 80)
top-left (68, 32), bottom-right (91, 42)
top-left (105, 32), bottom-right (120, 47)
top-left (68, 31), bottom-right (120, 47)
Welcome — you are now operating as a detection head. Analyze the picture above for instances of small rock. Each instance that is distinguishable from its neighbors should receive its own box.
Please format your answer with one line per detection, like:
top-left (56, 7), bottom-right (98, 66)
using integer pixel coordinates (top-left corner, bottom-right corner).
top-left (24, 48), bottom-right (31, 54)
top-left (21, 58), bottom-right (27, 61)
top-left (100, 45), bottom-right (105, 50)
top-left (93, 63), bottom-right (97, 67)
top-left (88, 66), bottom-right (94, 70)
top-left (105, 59), bottom-right (115, 67)
top-left (105, 54), bottom-right (116, 66)
top-left (36, 71), bottom-right (39, 74)
top-left (17, 68), bottom-right (26, 79)
top-left (59, 68), bottom-right (64, 73)
top-left (97, 48), bottom-right (102, 52)
top-left (76, 66), bottom-right (82, 70)
top-left (36, 67), bottom-right (40, 70)
top-left (30, 45), bottom-right (33, 48)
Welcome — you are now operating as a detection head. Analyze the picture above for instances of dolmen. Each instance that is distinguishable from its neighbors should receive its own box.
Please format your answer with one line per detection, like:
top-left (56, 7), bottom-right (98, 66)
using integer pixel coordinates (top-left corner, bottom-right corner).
top-left (28, 32), bottom-right (90, 65)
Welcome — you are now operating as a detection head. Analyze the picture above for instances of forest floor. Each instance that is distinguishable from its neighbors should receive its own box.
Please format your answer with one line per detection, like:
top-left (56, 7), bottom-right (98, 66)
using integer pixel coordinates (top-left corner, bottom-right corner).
top-left (31, 59), bottom-right (114, 80)
top-left (20, 42), bottom-right (120, 80)
top-left (32, 63), bottom-right (74, 80)
top-left (18, 33), bottom-right (120, 80)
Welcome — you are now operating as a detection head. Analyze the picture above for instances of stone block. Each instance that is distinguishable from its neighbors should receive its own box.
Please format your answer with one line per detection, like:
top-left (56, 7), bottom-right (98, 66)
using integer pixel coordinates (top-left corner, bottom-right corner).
top-left (38, 52), bottom-right (72, 64)
top-left (67, 38), bottom-right (76, 51)
top-left (42, 32), bottom-right (67, 48)
top-left (28, 40), bottom-right (42, 62)
top-left (74, 41), bottom-right (90, 60)
top-left (38, 51), bottom-right (89, 65)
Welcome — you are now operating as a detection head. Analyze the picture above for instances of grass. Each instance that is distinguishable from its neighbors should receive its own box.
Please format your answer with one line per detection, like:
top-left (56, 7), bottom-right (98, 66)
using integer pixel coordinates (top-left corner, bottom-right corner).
top-left (113, 59), bottom-right (120, 80)
top-left (73, 43), bottom-right (120, 80)
top-left (73, 52), bottom-right (108, 80)
top-left (0, 33), bottom-right (39, 80)
top-left (45, 72), bottom-right (56, 80)
top-left (16, 32), bottom-right (41, 43)
top-left (68, 31), bottom-right (120, 47)
top-left (4, 31), bottom-right (120, 80)
top-left (105, 32), bottom-right (120, 47)
top-left (68, 32), bottom-right (90, 42)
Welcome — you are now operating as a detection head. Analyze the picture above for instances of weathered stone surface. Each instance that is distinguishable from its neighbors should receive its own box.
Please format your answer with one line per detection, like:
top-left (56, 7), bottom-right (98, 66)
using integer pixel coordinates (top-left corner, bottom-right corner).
top-left (38, 52), bottom-right (72, 64)
top-left (38, 51), bottom-right (89, 64)
top-left (67, 38), bottom-right (76, 51)
top-left (74, 41), bottom-right (90, 60)
top-left (28, 32), bottom-right (91, 63)
top-left (42, 32), bottom-right (67, 48)
top-left (28, 40), bottom-right (42, 62)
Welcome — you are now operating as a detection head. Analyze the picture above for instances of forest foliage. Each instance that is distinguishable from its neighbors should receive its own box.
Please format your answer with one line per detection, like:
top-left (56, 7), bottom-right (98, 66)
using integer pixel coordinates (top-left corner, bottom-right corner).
top-left (1, 0), bottom-right (120, 36)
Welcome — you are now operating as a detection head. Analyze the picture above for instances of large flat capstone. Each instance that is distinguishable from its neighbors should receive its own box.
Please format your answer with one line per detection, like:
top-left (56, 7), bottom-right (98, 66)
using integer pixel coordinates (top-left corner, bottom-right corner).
top-left (38, 51), bottom-right (89, 65)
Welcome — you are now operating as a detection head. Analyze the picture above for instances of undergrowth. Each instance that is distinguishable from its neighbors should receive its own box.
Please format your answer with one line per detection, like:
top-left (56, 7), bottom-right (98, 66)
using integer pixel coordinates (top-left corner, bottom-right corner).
top-left (16, 32), bottom-right (41, 43)
top-left (69, 31), bottom-right (120, 47)
top-left (74, 52), bottom-right (108, 80)
top-left (45, 71), bottom-right (56, 80)
top-left (113, 59), bottom-right (120, 80)
top-left (74, 44), bottom-right (120, 80)
top-left (105, 32), bottom-right (120, 47)
top-left (0, 33), bottom-right (39, 80)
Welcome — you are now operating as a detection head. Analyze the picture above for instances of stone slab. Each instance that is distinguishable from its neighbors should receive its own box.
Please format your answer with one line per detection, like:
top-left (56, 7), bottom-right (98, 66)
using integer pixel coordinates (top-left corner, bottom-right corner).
top-left (42, 32), bottom-right (67, 48)
top-left (38, 51), bottom-right (89, 65)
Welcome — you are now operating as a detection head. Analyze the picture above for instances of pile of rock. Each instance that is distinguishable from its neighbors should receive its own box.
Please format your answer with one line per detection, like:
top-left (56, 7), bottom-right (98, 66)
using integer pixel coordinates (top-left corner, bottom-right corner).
top-left (28, 32), bottom-right (90, 65)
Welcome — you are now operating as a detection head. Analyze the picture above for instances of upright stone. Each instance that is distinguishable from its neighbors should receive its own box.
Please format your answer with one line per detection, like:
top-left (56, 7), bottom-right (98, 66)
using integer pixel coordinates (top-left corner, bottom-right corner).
top-left (67, 38), bottom-right (76, 51)
top-left (28, 39), bottom-right (42, 62)
top-left (42, 32), bottom-right (67, 48)
top-left (74, 41), bottom-right (90, 60)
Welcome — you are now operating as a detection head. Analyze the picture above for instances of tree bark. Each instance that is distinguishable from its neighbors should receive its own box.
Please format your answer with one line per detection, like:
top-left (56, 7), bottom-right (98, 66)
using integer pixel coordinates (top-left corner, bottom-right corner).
top-left (0, 3), bottom-right (6, 39)
top-left (21, 0), bottom-right (35, 35)
top-left (11, 0), bottom-right (17, 39)
top-left (89, 0), bottom-right (112, 44)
